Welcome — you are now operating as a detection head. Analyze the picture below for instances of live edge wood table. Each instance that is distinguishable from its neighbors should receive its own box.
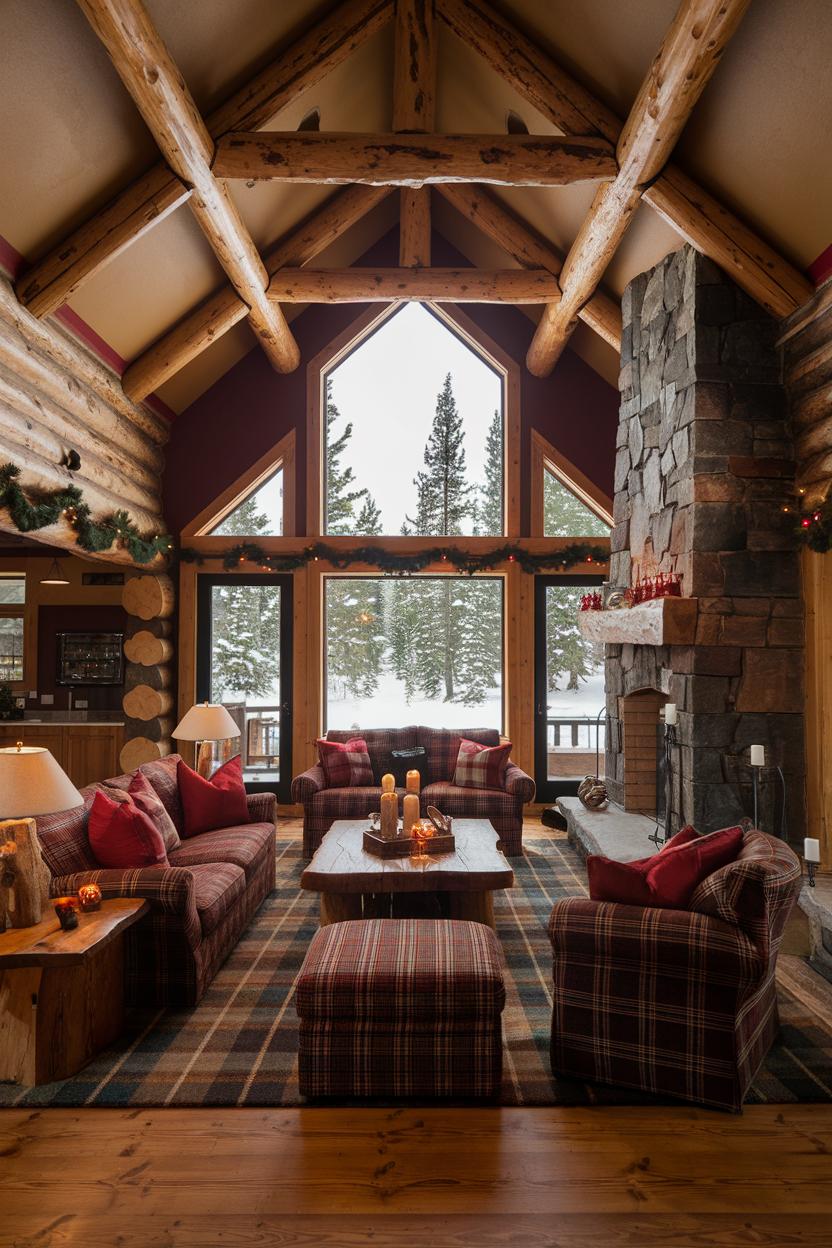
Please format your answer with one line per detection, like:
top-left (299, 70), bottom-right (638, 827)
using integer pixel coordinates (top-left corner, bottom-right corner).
top-left (0, 898), bottom-right (148, 1086)
top-left (301, 818), bottom-right (514, 930)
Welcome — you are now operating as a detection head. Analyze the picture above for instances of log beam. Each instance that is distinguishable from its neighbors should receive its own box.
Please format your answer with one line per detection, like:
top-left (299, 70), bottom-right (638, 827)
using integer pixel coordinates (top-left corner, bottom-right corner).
top-left (436, 184), bottom-right (621, 350)
top-left (75, 0), bottom-right (300, 375)
top-left (393, 0), bottom-right (436, 266)
top-left (122, 185), bottom-right (391, 401)
top-left (439, 0), bottom-right (812, 321)
top-left (18, 0), bottom-right (393, 318)
top-left (213, 131), bottom-right (617, 186)
top-left (266, 267), bottom-right (559, 303)
top-left (527, 0), bottom-right (753, 376)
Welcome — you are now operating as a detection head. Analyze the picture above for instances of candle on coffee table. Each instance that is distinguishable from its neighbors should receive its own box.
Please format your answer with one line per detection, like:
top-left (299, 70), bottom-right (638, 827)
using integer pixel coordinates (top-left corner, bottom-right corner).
top-left (402, 792), bottom-right (419, 835)
top-left (380, 791), bottom-right (398, 838)
top-left (405, 769), bottom-right (420, 794)
top-left (381, 773), bottom-right (395, 794)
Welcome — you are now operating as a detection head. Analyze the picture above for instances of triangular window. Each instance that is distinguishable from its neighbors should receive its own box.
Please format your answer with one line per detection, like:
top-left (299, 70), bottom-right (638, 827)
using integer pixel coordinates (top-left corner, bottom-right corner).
top-left (210, 467), bottom-right (284, 537)
top-left (543, 466), bottom-right (610, 537)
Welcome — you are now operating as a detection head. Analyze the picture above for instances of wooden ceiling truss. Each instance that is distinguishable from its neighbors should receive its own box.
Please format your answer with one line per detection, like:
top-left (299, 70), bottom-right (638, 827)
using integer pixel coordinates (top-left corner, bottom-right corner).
top-left (11, 0), bottom-right (814, 407)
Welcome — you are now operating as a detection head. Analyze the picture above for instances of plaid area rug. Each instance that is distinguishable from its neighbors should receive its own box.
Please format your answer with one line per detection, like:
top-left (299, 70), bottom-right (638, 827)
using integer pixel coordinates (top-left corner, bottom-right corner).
top-left (3, 833), bottom-right (831, 1108)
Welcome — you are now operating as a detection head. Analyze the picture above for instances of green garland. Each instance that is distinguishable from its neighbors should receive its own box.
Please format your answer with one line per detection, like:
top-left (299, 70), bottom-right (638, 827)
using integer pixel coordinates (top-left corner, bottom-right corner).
top-left (0, 463), bottom-right (173, 563)
top-left (180, 540), bottom-right (610, 575)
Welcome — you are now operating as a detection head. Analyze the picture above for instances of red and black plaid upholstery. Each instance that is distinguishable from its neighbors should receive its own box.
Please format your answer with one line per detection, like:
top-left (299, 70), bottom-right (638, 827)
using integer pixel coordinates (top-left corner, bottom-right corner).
top-left (316, 737), bottom-right (373, 788)
top-left (296, 918), bottom-right (505, 1098)
top-left (293, 727), bottom-right (534, 857)
top-left (38, 781), bottom-right (276, 1008)
top-left (548, 829), bottom-right (802, 1112)
top-left (452, 738), bottom-right (512, 789)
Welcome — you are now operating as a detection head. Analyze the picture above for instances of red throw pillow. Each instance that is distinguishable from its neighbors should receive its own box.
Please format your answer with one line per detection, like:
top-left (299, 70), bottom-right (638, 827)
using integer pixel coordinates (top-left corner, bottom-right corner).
top-left (129, 770), bottom-right (180, 853)
top-left (317, 737), bottom-right (373, 788)
top-left (88, 789), bottom-right (169, 869)
top-left (177, 755), bottom-right (250, 838)
top-left (452, 738), bottom-right (512, 790)
top-left (587, 824), bottom-right (743, 910)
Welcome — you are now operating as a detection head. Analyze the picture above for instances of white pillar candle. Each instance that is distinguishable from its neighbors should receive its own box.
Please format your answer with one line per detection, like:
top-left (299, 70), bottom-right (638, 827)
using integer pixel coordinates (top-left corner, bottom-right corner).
top-left (664, 703), bottom-right (677, 726)
top-left (381, 773), bottom-right (395, 794)
top-left (380, 791), bottom-right (398, 838)
top-left (402, 792), bottom-right (420, 835)
top-left (804, 837), bottom-right (821, 864)
top-left (405, 769), bottom-right (420, 794)
top-left (750, 745), bottom-right (765, 767)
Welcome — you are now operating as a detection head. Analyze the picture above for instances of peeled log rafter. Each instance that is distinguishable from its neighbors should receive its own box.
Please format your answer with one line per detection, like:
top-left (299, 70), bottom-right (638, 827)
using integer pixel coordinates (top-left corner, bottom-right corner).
top-left (214, 131), bottom-right (617, 187)
top-left (124, 630), bottom-right (174, 665)
top-left (120, 737), bottom-right (172, 772)
top-left (122, 574), bottom-right (176, 621)
top-left (18, 0), bottom-right (393, 318)
top-left (267, 267), bottom-right (559, 303)
top-left (122, 185), bottom-right (390, 401)
top-left (122, 684), bottom-right (174, 721)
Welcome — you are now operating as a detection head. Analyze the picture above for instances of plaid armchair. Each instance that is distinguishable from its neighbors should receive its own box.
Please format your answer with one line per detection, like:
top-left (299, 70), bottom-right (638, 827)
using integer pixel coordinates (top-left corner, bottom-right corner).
top-left (292, 726), bottom-right (535, 858)
top-left (548, 829), bottom-right (802, 1112)
top-left (37, 755), bottom-right (277, 1007)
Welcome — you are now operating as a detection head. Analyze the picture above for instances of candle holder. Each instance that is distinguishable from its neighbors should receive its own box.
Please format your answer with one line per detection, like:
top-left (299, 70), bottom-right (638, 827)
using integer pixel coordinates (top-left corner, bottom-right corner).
top-left (77, 882), bottom-right (102, 912)
top-left (54, 897), bottom-right (79, 931)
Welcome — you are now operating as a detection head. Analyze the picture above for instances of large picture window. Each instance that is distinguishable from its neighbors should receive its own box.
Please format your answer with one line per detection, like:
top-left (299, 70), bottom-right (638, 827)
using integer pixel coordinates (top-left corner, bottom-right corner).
top-left (0, 574), bottom-right (25, 685)
top-left (324, 575), bottom-right (504, 731)
top-left (323, 304), bottom-right (505, 537)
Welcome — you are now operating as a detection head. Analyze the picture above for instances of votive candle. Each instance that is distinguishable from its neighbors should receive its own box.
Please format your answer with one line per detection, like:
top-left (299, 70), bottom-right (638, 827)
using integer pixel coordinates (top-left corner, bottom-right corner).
top-left (804, 837), bottom-right (821, 864)
top-left (664, 703), bottom-right (677, 726)
top-left (380, 791), bottom-right (398, 838)
top-left (750, 744), bottom-right (765, 767)
top-left (402, 792), bottom-right (419, 835)
top-left (405, 769), bottom-right (420, 794)
top-left (381, 773), bottom-right (395, 794)
top-left (54, 897), bottom-right (79, 931)
top-left (77, 882), bottom-right (102, 912)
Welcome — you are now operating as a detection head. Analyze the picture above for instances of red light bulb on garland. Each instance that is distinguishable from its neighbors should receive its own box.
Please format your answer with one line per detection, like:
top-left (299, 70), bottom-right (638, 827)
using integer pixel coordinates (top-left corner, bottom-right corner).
top-left (802, 518), bottom-right (812, 529)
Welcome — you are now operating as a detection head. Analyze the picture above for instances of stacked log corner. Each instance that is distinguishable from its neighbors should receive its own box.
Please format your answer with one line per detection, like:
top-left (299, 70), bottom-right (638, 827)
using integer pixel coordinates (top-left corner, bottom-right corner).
top-left (120, 574), bottom-right (175, 773)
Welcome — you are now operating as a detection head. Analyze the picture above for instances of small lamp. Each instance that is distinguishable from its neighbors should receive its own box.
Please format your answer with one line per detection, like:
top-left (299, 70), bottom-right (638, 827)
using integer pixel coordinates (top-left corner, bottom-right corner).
top-left (39, 558), bottom-right (70, 586)
top-left (173, 702), bottom-right (241, 778)
top-left (0, 744), bottom-right (84, 929)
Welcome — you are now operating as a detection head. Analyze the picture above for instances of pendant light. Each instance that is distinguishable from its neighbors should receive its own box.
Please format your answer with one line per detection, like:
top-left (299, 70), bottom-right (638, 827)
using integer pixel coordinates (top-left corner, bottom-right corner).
top-left (40, 558), bottom-right (69, 585)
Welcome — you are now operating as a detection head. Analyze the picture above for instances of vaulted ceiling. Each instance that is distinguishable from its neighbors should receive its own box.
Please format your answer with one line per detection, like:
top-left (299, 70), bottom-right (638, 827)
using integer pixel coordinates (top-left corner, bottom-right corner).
top-left (1, 0), bottom-right (829, 415)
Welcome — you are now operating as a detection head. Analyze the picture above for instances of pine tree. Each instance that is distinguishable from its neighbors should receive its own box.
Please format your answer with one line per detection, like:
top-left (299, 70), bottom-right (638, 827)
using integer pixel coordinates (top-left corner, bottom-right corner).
top-left (545, 586), bottom-right (599, 692)
top-left (475, 409), bottom-right (503, 536)
top-left (326, 379), bottom-right (368, 534)
top-left (209, 495), bottom-right (281, 702)
top-left (325, 493), bottom-right (386, 700)
top-left (543, 469), bottom-right (610, 537)
top-left (404, 373), bottom-right (474, 537)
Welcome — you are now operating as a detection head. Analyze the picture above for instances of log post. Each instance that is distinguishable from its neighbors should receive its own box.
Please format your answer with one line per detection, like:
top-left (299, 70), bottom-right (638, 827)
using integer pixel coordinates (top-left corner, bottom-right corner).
top-left (393, 0), bottom-right (436, 266)
top-left (1, 819), bottom-right (51, 929)
top-left (121, 575), bottom-right (176, 772)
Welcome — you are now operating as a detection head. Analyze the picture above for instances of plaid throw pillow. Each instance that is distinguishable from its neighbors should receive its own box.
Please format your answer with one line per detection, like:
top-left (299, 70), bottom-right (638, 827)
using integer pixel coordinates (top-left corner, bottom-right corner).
top-left (452, 738), bottom-right (512, 790)
top-left (317, 737), bottom-right (374, 788)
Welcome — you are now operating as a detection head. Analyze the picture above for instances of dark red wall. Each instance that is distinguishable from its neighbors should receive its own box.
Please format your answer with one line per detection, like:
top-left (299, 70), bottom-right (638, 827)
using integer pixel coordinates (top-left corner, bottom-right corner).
top-left (164, 229), bottom-right (619, 536)
top-left (37, 605), bottom-right (127, 713)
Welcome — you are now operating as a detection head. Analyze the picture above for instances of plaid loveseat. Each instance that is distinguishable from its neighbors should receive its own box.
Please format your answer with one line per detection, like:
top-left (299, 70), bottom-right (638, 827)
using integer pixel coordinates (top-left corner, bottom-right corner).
top-left (548, 829), bottom-right (802, 1112)
top-left (36, 754), bottom-right (276, 1007)
top-left (291, 726), bottom-right (535, 858)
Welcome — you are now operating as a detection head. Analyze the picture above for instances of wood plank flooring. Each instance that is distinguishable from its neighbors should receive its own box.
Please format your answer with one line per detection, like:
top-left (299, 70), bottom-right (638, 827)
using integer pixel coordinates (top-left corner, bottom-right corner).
top-left (3, 816), bottom-right (832, 1245)
top-left (2, 1105), bottom-right (832, 1245)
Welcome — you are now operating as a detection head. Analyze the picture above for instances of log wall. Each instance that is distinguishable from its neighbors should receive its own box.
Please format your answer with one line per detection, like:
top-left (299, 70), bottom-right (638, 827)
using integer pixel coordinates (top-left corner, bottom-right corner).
top-left (120, 576), bottom-right (176, 771)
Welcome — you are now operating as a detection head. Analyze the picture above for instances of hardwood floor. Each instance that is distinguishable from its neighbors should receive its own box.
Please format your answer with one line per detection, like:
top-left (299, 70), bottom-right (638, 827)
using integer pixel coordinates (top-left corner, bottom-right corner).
top-left (1, 1105), bottom-right (831, 1245)
top-left (3, 815), bottom-right (831, 1246)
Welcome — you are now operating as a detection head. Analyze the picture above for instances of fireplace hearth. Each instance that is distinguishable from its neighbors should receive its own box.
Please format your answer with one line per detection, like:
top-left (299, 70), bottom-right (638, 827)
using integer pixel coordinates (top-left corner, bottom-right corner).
top-left (604, 245), bottom-right (805, 846)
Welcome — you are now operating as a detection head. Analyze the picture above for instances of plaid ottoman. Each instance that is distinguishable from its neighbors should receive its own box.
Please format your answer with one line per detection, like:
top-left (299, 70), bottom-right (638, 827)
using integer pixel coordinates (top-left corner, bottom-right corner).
top-left (295, 918), bottom-right (505, 1098)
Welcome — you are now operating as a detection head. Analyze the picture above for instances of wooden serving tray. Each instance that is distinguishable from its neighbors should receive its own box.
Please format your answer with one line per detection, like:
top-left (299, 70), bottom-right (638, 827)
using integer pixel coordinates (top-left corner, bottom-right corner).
top-left (363, 830), bottom-right (416, 858)
top-left (421, 832), bottom-right (456, 855)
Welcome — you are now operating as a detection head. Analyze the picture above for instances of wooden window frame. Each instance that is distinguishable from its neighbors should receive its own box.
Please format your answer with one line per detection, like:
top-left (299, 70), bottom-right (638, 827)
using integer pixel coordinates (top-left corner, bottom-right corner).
top-left (181, 429), bottom-right (296, 540)
top-left (530, 429), bottom-right (614, 537)
top-left (306, 301), bottom-right (521, 539)
top-left (0, 570), bottom-right (32, 692)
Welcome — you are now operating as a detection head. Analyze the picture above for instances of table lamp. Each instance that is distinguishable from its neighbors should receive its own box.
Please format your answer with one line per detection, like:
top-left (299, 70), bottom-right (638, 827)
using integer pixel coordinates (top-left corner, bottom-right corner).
top-left (172, 702), bottom-right (241, 778)
top-left (0, 743), bottom-right (84, 929)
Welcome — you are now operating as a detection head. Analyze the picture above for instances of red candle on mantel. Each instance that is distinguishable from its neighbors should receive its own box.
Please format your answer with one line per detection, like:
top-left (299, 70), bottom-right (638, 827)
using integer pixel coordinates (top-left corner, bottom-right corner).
top-left (78, 883), bottom-right (102, 912)
top-left (54, 897), bottom-right (79, 930)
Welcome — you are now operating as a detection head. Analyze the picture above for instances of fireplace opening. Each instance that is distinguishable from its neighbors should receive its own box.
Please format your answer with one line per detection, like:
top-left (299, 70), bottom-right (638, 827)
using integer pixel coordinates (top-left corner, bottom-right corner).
top-left (619, 689), bottom-right (669, 815)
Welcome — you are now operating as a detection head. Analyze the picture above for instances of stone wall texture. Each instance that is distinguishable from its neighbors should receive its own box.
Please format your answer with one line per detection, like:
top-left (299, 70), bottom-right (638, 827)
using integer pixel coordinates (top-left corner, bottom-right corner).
top-left (606, 245), bottom-right (805, 844)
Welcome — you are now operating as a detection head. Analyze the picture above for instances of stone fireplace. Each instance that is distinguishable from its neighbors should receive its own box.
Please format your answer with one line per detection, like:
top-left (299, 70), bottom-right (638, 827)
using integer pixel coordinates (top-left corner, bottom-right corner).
top-left (603, 245), bottom-right (805, 846)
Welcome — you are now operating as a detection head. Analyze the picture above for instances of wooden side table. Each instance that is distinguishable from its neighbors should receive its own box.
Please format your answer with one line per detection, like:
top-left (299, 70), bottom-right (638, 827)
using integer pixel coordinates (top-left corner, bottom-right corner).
top-left (0, 898), bottom-right (148, 1085)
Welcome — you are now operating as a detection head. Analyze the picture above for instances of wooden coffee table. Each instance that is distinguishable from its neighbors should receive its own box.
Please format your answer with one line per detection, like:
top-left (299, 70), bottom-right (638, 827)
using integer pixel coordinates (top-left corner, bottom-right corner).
top-left (301, 818), bottom-right (514, 930)
top-left (0, 898), bottom-right (148, 1086)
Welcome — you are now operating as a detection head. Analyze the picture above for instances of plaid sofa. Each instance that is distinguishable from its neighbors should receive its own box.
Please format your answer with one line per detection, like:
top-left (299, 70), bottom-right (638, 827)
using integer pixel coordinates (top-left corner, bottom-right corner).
top-left (548, 829), bottom-right (802, 1112)
top-left (36, 754), bottom-right (276, 1008)
top-left (296, 917), bottom-right (505, 1098)
top-left (292, 726), bottom-right (535, 858)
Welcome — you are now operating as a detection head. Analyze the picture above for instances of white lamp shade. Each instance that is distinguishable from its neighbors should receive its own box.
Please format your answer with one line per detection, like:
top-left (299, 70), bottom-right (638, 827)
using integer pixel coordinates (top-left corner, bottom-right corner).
top-left (172, 703), bottom-right (241, 742)
top-left (0, 745), bottom-right (84, 819)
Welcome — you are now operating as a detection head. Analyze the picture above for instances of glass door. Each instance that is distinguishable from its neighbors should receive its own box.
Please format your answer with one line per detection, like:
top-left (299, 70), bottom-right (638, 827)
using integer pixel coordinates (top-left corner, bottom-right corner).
top-left (534, 574), bottom-right (605, 805)
top-left (196, 574), bottom-right (293, 800)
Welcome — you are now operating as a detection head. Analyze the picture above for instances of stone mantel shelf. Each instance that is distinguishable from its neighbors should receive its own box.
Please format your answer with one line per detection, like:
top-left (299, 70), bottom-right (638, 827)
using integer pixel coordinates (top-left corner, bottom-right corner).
top-left (578, 597), bottom-right (698, 646)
